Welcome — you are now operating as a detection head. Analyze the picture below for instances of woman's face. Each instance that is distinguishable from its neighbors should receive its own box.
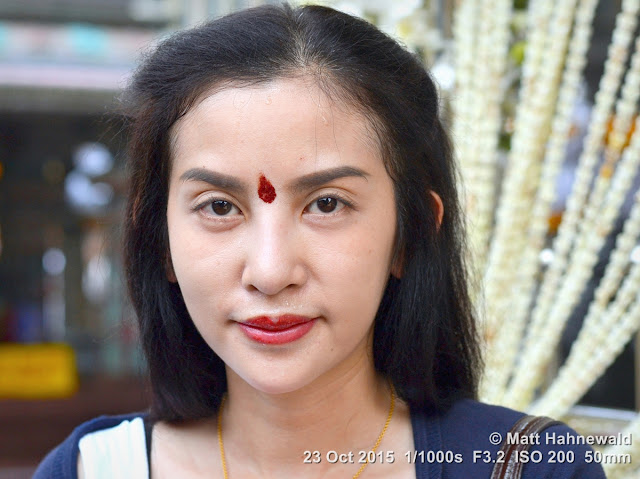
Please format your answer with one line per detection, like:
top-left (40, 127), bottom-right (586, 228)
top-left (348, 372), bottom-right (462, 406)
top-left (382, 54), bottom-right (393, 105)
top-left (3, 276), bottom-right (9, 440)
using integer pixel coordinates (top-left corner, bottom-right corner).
top-left (166, 77), bottom-right (398, 394)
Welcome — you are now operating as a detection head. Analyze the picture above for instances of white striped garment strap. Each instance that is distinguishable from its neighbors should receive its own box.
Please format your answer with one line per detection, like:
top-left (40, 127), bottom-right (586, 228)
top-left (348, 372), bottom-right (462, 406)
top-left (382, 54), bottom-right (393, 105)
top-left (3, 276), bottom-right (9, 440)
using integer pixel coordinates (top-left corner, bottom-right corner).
top-left (78, 417), bottom-right (149, 479)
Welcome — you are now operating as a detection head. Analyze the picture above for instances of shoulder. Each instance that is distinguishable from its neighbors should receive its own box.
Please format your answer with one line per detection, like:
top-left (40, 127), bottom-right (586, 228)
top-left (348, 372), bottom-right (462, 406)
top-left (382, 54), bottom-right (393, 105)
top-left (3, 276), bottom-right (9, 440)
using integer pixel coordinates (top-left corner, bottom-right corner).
top-left (411, 399), bottom-right (606, 479)
top-left (33, 412), bottom-right (148, 479)
top-left (439, 397), bottom-right (525, 437)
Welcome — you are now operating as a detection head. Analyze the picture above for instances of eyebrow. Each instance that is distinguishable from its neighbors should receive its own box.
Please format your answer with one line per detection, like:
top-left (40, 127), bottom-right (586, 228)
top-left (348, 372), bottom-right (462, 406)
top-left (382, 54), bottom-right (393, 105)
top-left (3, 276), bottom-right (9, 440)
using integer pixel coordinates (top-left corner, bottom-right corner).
top-left (179, 165), bottom-right (369, 195)
top-left (180, 169), bottom-right (247, 195)
top-left (289, 166), bottom-right (369, 193)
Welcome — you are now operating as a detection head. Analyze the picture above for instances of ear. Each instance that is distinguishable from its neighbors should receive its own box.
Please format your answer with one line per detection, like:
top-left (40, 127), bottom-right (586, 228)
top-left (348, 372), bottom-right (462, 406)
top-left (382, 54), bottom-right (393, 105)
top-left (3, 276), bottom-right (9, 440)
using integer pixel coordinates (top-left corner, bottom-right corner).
top-left (429, 190), bottom-right (444, 231)
top-left (390, 190), bottom-right (444, 279)
top-left (166, 253), bottom-right (177, 283)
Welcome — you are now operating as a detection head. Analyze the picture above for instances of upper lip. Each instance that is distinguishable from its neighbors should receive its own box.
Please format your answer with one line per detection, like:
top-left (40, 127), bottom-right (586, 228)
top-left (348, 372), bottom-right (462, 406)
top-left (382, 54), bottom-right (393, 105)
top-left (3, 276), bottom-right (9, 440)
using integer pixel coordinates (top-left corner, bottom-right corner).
top-left (241, 315), bottom-right (315, 331)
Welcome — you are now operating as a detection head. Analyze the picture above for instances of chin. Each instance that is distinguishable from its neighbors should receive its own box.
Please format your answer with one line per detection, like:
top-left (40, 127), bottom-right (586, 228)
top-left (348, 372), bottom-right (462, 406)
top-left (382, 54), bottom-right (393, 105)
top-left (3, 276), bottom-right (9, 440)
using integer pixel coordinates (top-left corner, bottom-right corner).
top-left (246, 373), bottom-right (317, 396)
top-left (248, 382), bottom-right (303, 396)
top-left (227, 362), bottom-right (325, 396)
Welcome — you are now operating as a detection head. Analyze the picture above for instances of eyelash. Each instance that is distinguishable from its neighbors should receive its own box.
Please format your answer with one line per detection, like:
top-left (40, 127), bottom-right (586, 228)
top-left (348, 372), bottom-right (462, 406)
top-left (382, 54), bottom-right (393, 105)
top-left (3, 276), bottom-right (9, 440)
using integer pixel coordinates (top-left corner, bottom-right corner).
top-left (192, 193), bottom-right (355, 217)
top-left (192, 196), bottom-right (239, 217)
top-left (305, 193), bottom-right (354, 215)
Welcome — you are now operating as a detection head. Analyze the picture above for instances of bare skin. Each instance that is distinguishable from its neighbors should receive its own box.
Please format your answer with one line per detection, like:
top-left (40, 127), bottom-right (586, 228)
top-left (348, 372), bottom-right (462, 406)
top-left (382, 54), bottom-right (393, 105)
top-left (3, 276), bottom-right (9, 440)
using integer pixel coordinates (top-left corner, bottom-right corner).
top-left (76, 77), bottom-right (443, 478)
top-left (151, 365), bottom-right (416, 478)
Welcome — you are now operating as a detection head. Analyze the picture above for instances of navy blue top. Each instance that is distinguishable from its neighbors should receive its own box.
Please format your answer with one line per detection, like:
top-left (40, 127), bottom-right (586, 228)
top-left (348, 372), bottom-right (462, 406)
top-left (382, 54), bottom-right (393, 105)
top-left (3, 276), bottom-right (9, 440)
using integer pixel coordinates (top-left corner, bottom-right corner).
top-left (410, 400), bottom-right (606, 478)
top-left (34, 399), bottom-right (606, 478)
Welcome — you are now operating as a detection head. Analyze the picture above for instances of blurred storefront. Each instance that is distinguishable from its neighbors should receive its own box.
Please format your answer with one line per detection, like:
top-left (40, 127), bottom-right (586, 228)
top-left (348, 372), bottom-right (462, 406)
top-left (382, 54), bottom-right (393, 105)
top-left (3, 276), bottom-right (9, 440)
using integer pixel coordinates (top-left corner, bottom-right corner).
top-left (0, 0), bottom-right (182, 471)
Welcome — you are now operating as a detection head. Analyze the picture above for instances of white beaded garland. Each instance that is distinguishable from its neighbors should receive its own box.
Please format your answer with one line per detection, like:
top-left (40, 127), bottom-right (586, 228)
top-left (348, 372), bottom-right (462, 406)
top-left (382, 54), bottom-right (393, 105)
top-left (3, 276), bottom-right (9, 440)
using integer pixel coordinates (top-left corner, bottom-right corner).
top-left (524, 0), bottom-right (640, 358)
top-left (483, 0), bottom-right (579, 355)
top-left (531, 193), bottom-right (640, 417)
top-left (480, 0), bottom-right (599, 404)
top-left (501, 0), bottom-right (640, 410)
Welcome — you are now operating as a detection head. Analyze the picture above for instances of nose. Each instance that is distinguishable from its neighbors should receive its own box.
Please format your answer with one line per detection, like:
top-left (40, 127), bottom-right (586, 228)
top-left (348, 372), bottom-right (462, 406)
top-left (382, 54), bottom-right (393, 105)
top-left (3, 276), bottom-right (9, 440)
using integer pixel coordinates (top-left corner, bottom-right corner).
top-left (241, 214), bottom-right (307, 296)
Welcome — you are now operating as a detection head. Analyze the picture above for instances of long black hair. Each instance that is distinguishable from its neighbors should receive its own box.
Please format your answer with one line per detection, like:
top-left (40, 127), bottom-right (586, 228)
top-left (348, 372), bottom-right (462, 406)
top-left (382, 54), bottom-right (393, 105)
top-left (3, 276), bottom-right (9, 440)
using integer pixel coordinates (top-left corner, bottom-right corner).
top-left (122, 3), bottom-right (481, 422)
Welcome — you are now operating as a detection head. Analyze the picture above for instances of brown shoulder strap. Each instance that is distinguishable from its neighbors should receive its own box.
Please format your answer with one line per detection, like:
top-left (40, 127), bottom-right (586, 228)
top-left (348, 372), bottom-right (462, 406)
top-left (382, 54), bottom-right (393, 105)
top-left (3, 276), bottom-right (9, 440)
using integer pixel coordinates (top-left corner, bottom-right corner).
top-left (490, 415), bottom-right (561, 479)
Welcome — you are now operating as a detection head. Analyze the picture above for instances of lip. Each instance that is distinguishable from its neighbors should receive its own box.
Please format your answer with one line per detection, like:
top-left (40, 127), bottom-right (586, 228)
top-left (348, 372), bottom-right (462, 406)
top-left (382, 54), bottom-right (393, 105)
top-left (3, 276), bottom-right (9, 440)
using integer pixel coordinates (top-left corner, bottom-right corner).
top-left (238, 315), bottom-right (316, 345)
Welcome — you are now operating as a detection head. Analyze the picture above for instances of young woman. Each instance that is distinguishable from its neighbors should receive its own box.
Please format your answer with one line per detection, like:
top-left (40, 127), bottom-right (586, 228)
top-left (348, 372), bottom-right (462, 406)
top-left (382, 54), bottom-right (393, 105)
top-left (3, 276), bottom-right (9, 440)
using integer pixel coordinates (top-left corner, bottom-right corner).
top-left (35, 4), bottom-right (606, 478)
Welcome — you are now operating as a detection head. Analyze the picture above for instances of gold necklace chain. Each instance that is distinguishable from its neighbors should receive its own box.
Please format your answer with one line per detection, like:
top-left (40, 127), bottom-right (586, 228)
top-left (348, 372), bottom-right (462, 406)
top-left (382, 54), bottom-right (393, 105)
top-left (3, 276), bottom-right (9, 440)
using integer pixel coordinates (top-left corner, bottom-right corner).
top-left (217, 386), bottom-right (396, 479)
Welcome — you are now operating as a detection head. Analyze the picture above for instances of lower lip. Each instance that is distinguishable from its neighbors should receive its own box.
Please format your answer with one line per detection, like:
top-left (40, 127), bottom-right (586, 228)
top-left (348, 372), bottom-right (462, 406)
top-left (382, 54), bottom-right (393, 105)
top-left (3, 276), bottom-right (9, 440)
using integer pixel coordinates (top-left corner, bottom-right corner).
top-left (238, 319), bottom-right (316, 345)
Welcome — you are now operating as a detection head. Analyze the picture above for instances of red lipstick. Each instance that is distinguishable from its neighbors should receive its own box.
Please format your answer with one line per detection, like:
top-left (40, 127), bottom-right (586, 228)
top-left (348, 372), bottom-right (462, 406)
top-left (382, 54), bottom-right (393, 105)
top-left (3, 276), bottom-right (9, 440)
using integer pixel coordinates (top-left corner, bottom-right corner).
top-left (238, 315), bottom-right (316, 345)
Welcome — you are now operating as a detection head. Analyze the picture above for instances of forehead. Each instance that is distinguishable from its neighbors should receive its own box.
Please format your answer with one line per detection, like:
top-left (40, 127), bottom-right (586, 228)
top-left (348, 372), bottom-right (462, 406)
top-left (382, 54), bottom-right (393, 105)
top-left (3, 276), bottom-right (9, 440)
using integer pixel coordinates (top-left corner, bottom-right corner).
top-left (169, 77), bottom-right (382, 165)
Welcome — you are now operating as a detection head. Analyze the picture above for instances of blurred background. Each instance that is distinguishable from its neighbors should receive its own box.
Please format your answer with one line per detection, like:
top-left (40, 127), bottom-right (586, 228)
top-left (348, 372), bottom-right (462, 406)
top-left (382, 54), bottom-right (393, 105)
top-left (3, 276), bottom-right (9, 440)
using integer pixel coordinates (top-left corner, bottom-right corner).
top-left (0, 1), bottom-right (283, 476)
top-left (0, 0), bottom-right (635, 477)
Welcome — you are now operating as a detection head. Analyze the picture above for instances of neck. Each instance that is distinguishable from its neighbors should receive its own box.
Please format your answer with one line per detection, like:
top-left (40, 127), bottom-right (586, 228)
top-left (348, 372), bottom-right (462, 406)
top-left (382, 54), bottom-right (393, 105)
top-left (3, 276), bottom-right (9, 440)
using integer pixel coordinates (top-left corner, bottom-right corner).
top-left (221, 353), bottom-right (391, 477)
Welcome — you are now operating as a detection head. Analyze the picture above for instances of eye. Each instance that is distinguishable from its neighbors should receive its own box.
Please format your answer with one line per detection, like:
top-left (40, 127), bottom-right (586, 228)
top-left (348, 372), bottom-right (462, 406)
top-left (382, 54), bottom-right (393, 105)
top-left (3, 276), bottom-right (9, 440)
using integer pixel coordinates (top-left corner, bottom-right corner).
top-left (211, 200), bottom-right (235, 215)
top-left (306, 196), bottom-right (346, 214)
top-left (197, 198), bottom-right (240, 217)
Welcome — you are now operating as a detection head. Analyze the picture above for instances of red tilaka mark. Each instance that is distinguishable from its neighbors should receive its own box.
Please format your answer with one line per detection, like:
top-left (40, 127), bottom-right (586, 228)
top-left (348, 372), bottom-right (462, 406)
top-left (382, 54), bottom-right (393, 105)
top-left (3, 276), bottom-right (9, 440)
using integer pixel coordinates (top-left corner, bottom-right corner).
top-left (258, 174), bottom-right (276, 203)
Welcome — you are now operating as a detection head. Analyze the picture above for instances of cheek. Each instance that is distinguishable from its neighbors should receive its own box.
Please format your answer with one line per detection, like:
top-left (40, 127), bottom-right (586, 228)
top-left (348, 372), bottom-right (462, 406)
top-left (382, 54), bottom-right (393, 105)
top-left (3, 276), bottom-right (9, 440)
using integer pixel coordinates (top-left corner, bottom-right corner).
top-left (314, 218), bottom-right (395, 304)
top-left (167, 218), bottom-right (235, 313)
top-left (172, 241), bottom-right (234, 287)
top-left (170, 249), bottom-right (236, 335)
